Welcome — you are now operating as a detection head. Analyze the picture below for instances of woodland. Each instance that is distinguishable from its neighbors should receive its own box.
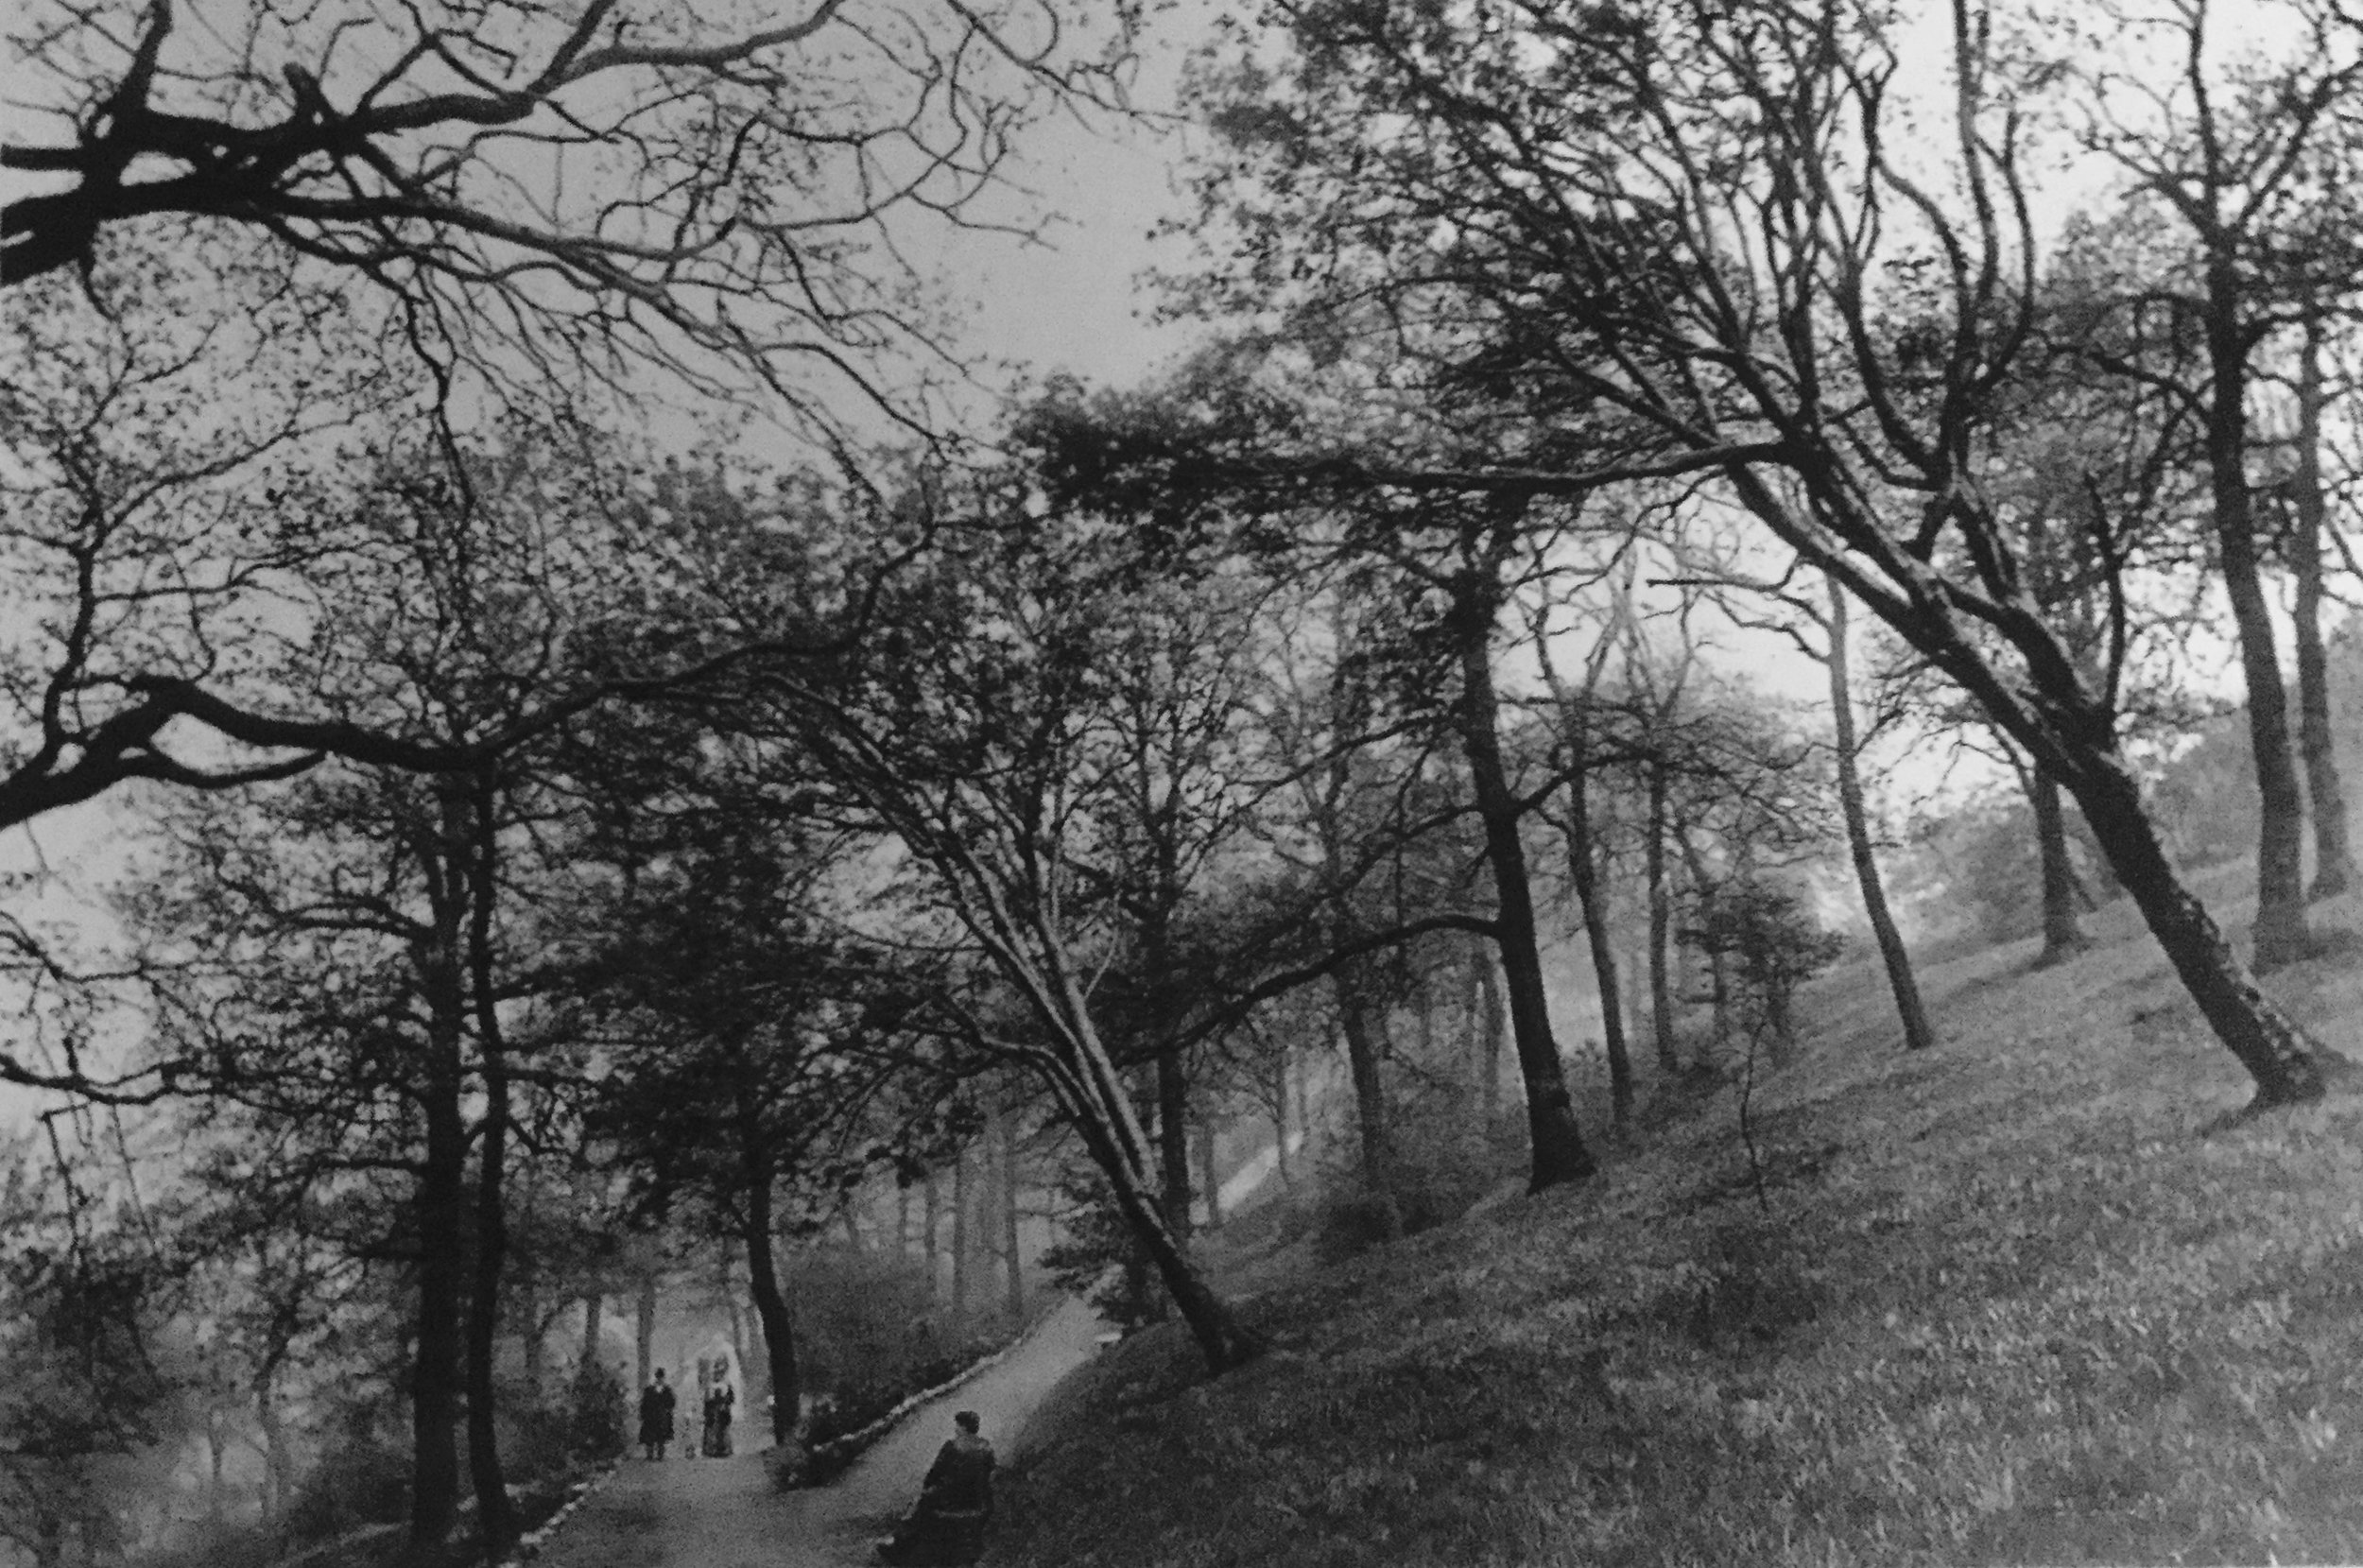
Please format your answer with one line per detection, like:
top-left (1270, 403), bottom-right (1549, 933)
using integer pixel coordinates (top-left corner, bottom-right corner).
top-left (7, 1), bottom-right (2363, 1565)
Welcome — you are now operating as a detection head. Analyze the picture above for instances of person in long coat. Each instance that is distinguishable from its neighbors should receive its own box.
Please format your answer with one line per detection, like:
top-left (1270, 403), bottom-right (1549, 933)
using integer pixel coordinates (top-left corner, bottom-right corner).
top-left (638, 1369), bottom-right (677, 1460)
top-left (876, 1411), bottom-right (995, 1565)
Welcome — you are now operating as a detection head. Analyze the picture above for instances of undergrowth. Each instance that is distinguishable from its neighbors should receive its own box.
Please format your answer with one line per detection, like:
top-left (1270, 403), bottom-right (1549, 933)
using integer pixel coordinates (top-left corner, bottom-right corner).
top-left (994, 881), bottom-right (2363, 1566)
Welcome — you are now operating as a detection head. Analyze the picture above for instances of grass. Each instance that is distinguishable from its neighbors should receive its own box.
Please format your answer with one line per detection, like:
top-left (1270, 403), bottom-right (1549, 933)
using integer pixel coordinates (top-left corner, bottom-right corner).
top-left (993, 870), bottom-right (2363, 1566)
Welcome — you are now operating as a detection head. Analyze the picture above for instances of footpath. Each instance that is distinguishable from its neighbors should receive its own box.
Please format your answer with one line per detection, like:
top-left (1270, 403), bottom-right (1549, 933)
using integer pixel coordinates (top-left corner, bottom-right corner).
top-left (533, 1297), bottom-right (1103, 1568)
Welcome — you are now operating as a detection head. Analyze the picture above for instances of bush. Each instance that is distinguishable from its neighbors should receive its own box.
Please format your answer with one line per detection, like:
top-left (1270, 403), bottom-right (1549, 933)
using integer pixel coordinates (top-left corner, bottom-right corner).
top-left (564, 1359), bottom-right (627, 1460)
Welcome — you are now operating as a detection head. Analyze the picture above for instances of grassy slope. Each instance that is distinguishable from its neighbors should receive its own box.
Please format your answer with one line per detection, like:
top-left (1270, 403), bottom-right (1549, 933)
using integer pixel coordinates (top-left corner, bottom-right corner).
top-left (996, 867), bottom-right (2363, 1567)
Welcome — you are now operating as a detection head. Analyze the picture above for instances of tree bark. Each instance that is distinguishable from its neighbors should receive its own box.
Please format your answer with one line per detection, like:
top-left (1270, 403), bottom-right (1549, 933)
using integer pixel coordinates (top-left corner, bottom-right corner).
top-left (1331, 973), bottom-right (1396, 1209)
top-left (2205, 254), bottom-right (2313, 970)
top-left (1451, 546), bottom-right (1595, 1192)
top-left (407, 1024), bottom-right (466, 1551)
top-left (2075, 755), bottom-right (2324, 1105)
top-left (461, 781), bottom-right (515, 1553)
top-left (742, 1161), bottom-right (801, 1450)
top-left (1645, 754), bottom-right (1682, 1072)
top-left (1002, 1115), bottom-right (1026, 1322)
top-left (1826, 581), bottom-right (1939, 1043)
top-left (634, 1273), bottom-right (656, 1401)
top-left (951, 1143), bottom-right (971, 1318)
top-left (1196, 1113), bottom-right (1222, 1232)
top-left (2029, 764), bottom-right (2089, 965)
top-left (1475, 943), bottom-right (1507, 1128)
top-left (1677, 833), bottom-right (1731, 1054)
top-left (2295, 312), bottom-right (2354, 901)
top-left (922, 1170), bottom-right (940, 1296)
top-left (578, 1293), bottom-right (603, 1376)
top-left (1566, 740), bottom-right (1634, 1124)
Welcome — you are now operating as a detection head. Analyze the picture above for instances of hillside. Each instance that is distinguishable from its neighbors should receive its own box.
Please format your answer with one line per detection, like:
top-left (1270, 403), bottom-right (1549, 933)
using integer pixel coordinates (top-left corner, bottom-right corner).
top-left (992, 866), bottom-right (2363, 1567)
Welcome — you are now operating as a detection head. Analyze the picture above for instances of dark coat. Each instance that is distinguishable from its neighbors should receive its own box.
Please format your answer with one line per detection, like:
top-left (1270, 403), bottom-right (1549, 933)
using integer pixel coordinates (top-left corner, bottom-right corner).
top-left (638, 1383), bottom-right (676, 1444)
top-left (919, 1434), bottom-right (995, 1516)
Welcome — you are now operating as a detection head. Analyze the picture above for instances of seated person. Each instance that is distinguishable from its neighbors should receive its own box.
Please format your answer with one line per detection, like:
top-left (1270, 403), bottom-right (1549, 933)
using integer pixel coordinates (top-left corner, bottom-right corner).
top-left (875, 1410), bottom-right (996, 1567)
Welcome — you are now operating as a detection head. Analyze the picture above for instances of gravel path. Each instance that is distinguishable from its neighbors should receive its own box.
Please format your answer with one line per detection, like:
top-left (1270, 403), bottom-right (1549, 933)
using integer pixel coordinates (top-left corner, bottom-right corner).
top-left (535, 1297), bottom-right (1103, 1568)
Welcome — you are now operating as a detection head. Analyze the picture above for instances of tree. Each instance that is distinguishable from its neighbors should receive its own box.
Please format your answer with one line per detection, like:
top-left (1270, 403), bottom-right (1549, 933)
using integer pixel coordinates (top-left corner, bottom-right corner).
top-left (2070, 0), bottom-right (2363, 965)
top-left (1184, 0), bottom-right (2331, 1107)
top-left (773, 495), bottom-right (1266, 1372)
top-left (4, 1), bottom-right (1142, 433)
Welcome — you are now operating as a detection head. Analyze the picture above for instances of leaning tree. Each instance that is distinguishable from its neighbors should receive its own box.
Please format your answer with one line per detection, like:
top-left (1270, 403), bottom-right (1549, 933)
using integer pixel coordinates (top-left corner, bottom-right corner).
top-left (1178, 0), bottom-right (2340, 1107)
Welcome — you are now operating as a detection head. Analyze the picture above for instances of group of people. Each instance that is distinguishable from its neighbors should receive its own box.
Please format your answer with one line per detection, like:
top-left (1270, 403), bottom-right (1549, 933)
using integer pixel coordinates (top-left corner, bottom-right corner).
top-left (634, 1370), bottom-right (997, 1565)
top-left (635, 1368), bottom-right (738, 1460)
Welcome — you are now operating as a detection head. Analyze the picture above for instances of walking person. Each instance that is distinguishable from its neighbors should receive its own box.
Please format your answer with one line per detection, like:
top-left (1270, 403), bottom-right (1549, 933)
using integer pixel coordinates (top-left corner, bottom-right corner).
top-left (703, 1377), bottom-right (735, 1457)
top-left (638, 1369), bottom-right (677, 1461)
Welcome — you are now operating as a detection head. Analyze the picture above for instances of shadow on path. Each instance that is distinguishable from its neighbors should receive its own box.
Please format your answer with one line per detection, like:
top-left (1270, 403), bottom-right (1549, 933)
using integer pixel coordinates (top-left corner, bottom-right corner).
top-left (538, 1297), bottom-right (1102, 1568)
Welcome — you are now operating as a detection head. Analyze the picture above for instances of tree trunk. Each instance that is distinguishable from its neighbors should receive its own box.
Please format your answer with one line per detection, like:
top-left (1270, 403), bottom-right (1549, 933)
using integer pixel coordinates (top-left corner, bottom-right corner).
top-left (2206, 255), bottom-right (2312, 970)
top-left (921, 1171), bottom-right (940, 1297)
top-left (1331, 971), bottom-right (1396, 1210)
top-left (1269, 1043), bottom-right (1294, 1189)
top-left (407, 937), bottom-right (468, 1554)
top-left (1196, 1113), bottom-right (1222, 1232)
top-left (520, 1276), bottom-right (546, 1412)
top-left (1452, 561), bottom-right (1595, 1192)
top-left (1475, 945), bottom-right (1507, 1128)
top-left (461, 781), bottom-right (516, 1553)
top-left (1826, 580), bottom-right (1939, 1044)
top-left (2295, 312), bottom-right (2354, 901)
top-left (1566, 764), bottom-right (1633, 1125)
top-left (742, 1165), bottom-right (801, 1450)
top-left (1645, 754), bottom-right (1682, 1072)
top-left (1001, 1116), bottom-right (1026, 1322)
top-left (578, 1293), bottom-right (603, 1376)
top-left (1044, 1043), bottom-right (1261, 1372)
top-left (2074, 755), bottom-right (2324, 1106)
top-left (1154, 1043), bottom-right (1192, 1244)
top-left (634, 1273), bottom-right (656, 1401)
top-left (1677, 833), bottom-right (1731, 1055)
top-left (2029, 764), bottom-right (2089, 965)
top-left (951, 1143), bottom-right (971, 1319)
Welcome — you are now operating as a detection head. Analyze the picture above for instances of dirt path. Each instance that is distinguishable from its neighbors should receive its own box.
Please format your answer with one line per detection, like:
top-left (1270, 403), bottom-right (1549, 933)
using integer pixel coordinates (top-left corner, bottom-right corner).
top-left (534, 1297), bottom-right (1103, 1568)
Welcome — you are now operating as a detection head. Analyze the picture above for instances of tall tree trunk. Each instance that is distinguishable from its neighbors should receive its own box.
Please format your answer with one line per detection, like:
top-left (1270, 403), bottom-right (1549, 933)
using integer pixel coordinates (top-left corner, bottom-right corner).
top-left (634, 1273), bottom-right (656, 1400)
top-left (1153, 1044), bottom-right (1192, 1244)
top-left (741, 1154), bottom-right (801, 1450)
top-left (407, 933), bottom-right (468, 1555)
top-left (1196, 1114), bottom-right (1222, 1232)
top-left (1001, 1117), bottom-right (1026, 1323)
top-left (1826, 581), bottom-right (1939, 1044)
top-left (520, 1278), bottom-right (546, 1412)
top-left (1475, 945), bottom-right (1507, 1128)
top-left (1645, 754), bottom-right (1682, 1073)
top-left (2206, 254), bottom-right (2312, 970)
top-left (1566, 756), bottom-right (1633, 1127)
top-left (578, 1293), bottom-right (603, 1377)
top-left (951, 1143), bottom-right (971, 1319)
top-left (896, 1184), bottom-right (912, 1256)
top-left (1269, 1043), bottom-right (1293, 1190)
top-left (2074, 755), bottom-right (2324, 1106)
top-left (1677, 833), bottom-right (1731, 1054)
top-left (1331, 973), bottom-right (1396, 1210)
top-left (461, 781), bottom-right (516, 1553)
top-left (1452, 553), bottom-right (1595, 1192)
top-left (2029, 763), bottom-right (2088, 965)
top-left (2295, 312), bottom-right (2355, 900)
top-left (921, 1171), bottom-right (940, 1297)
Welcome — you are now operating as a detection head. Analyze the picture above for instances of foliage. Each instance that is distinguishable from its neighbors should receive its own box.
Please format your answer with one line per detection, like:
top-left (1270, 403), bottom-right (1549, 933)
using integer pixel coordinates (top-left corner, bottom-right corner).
top-left (1682, 882), bottom-right (1846, 1052)
top-left (993, 905), bottom-right (2363, 1567)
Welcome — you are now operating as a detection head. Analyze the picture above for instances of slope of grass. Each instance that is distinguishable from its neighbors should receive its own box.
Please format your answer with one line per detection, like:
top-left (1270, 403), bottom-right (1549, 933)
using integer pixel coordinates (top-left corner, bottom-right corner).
top-left (996, 881), bottom-right (2363, 1566)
